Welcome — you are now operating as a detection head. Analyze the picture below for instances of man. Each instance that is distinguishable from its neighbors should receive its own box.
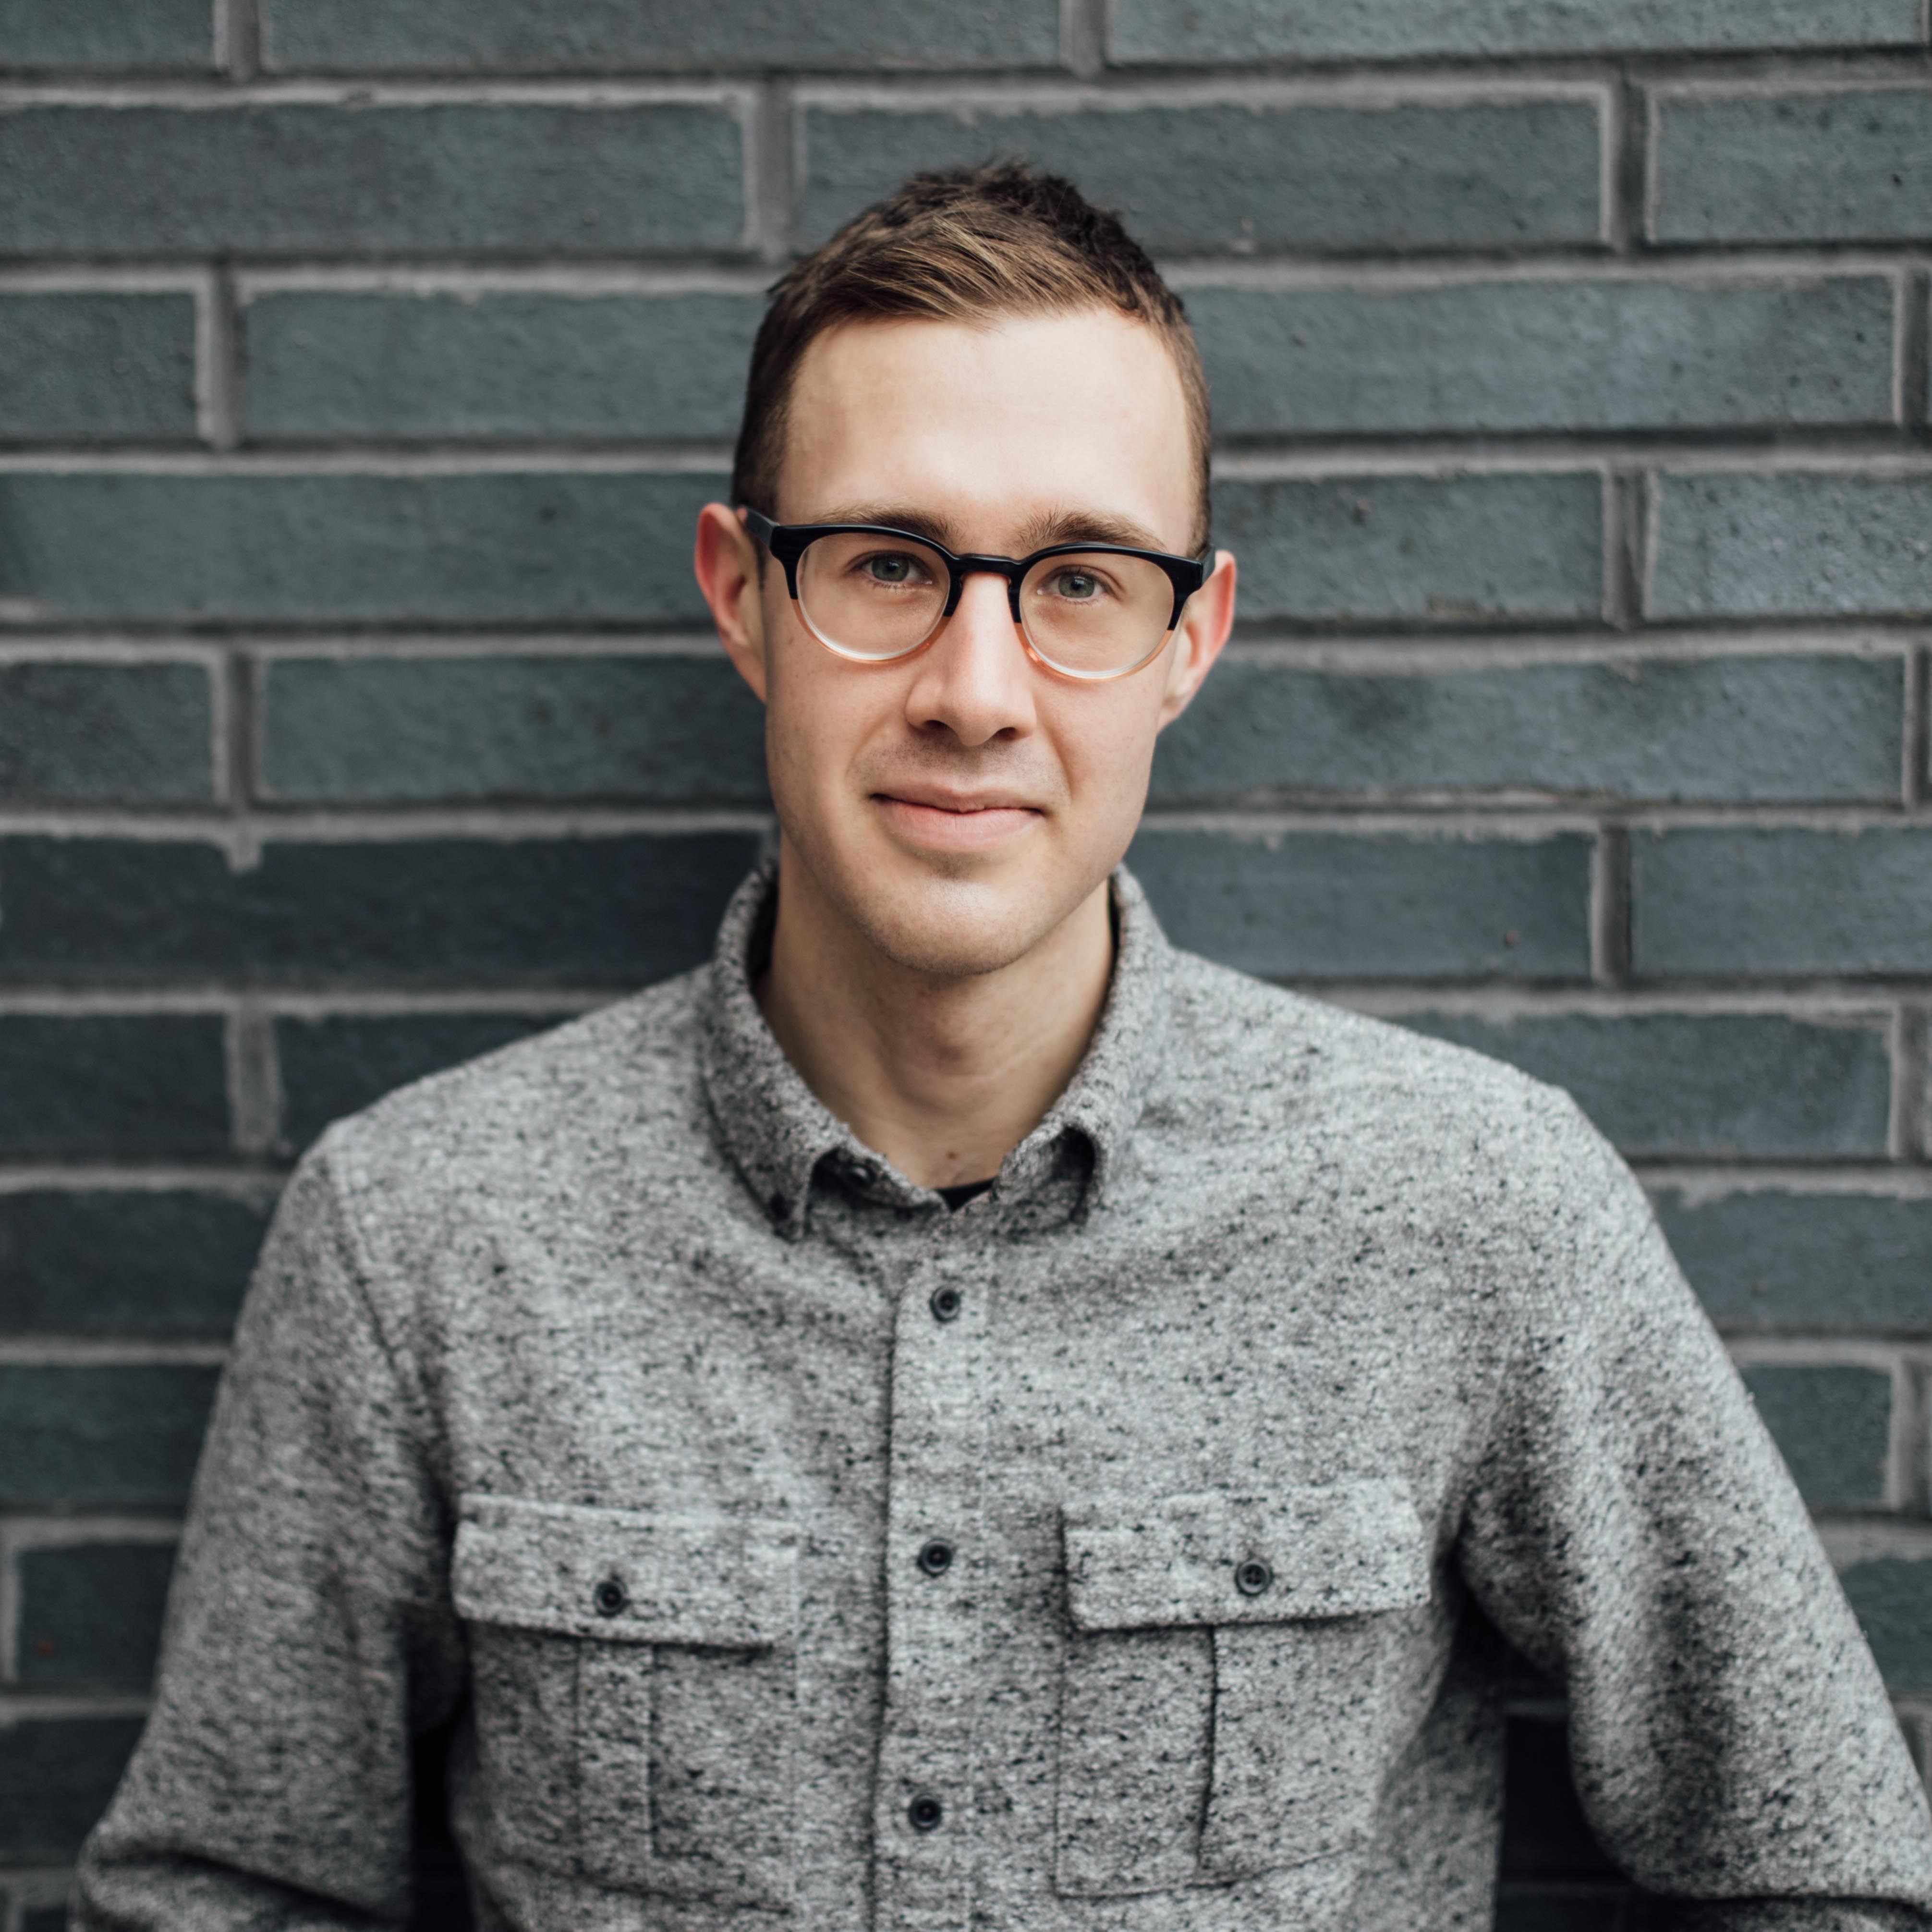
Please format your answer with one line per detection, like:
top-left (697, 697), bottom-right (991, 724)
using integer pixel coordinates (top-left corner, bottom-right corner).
top-left (77, 165), bottom-right (1932, 1931)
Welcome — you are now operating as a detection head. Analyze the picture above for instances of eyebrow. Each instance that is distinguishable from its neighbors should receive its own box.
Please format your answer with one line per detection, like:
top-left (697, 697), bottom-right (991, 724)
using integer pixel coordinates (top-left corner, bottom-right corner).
top-left (803, 503), bottom-right (1178, 558)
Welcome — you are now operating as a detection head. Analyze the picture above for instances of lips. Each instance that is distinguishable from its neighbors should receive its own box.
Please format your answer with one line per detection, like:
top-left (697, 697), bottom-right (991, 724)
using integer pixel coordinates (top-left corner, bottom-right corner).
top-left (872, 789), bottom-right (1043, 852)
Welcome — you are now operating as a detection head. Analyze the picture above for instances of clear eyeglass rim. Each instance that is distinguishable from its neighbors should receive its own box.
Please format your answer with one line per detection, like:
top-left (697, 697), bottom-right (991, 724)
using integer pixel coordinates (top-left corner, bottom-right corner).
top-left (740, 506), bottom-right (1213, 684)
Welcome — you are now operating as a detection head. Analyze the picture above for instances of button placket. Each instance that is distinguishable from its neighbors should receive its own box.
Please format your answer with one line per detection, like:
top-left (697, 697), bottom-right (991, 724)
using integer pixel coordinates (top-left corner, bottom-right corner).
top-left (871, 1247), bottom-right (987, 1932)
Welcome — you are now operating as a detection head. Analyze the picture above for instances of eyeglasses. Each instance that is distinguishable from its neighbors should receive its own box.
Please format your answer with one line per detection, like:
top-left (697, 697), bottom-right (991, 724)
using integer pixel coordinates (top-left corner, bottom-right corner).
top-left (742, 508), bottom-right (1213, 683)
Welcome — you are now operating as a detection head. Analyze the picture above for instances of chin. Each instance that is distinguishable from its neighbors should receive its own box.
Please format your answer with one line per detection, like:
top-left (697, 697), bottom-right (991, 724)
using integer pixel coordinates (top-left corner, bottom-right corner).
top-left (845, 871), bottom-right (1055, 981)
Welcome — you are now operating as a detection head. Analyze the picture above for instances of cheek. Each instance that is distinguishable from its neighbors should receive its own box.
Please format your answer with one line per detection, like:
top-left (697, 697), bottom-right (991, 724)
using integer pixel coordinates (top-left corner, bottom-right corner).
top-left (1044, 689), bottom-right (1166, 841)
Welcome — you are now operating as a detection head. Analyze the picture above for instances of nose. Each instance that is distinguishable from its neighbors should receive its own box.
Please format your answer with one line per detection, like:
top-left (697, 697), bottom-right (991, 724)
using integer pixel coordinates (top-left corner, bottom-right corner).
top-left (901, 568), bottom-right (1037, 748)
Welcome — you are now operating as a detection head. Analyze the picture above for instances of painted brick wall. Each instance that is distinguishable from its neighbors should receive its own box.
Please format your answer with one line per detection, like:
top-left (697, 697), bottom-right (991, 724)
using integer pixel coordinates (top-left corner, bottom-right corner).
top-left (2, 4), bottom-right (1931, 1928)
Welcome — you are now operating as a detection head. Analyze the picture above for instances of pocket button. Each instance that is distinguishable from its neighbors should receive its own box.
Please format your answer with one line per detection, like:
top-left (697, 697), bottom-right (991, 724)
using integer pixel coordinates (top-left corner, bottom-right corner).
top-left (917, 1538), bottom-right (955, 1576)
top-left (908, 1793), bottom-right (945, 1832)
top-left (593, 1575), bottom-right (628, 1617)
top-left (1234, 1558), bottom-right (1273, 1597)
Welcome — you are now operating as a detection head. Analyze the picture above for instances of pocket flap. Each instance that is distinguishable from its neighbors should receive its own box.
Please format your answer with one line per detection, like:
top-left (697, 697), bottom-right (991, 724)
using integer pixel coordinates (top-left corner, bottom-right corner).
top-left (452, 1493), bottom-right (797, 1647)
top-left (1063, 1480), bottom-right (1428, 1632)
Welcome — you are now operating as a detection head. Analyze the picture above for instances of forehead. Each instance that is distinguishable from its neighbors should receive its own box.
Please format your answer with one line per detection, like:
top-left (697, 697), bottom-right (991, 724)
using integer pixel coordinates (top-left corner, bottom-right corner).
top-left (778, 309), bottom-right (1197, 550)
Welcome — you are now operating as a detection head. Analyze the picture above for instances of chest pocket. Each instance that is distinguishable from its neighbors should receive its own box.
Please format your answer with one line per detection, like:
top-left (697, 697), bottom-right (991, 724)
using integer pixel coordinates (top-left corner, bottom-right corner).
top-left (1055, 1480), bottom-right (1430, 1899)
top-left (452, 1494), bottom-right (799, 1912)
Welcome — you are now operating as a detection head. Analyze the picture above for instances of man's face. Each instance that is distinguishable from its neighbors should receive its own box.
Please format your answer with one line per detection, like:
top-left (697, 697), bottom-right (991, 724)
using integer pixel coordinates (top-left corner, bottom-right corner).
top-left (699, 307), bottom-right (1235, 980)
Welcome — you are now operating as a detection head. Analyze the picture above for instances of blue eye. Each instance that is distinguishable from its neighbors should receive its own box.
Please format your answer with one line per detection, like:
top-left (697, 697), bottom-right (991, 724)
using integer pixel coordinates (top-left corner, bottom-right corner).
top-left (863, 553), bottom-right (920, 584)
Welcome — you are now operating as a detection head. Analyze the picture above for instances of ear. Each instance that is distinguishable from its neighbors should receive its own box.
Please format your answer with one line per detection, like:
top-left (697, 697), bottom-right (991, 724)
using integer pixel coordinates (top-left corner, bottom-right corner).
top-left (693, 501), bottom-right (770, 705)
top-left (1155, 549), bottom-right (1237, 730)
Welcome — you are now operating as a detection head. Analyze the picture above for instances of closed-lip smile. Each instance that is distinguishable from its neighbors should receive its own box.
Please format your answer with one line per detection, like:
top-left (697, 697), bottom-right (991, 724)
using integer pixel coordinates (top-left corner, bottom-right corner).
top-left (872, 783), bottom-right (1045, 851)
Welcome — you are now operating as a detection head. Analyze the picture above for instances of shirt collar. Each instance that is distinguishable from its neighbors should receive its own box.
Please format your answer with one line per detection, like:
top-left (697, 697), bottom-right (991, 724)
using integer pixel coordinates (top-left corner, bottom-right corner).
top-left (698, 860), bottom-right (1173, 1239)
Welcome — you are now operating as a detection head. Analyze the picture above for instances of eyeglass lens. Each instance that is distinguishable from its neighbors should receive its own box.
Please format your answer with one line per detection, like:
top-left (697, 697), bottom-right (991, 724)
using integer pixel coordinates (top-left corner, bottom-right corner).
top-left (793, 532), bottom-right (1176, 678)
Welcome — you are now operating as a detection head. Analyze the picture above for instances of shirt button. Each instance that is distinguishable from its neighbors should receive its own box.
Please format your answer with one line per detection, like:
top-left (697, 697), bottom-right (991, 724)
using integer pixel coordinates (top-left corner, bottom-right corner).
top-left (929, 1285), bottom-right (963, 1323)
top-left (1234, 1558), bottom-right (1273, 1597)
top-left (916, 1538), bottom-right (955, 1577)
top-left (593, 1576), bottom-right (629, 1616)
top-left (908, 1793), bottom-right (944, 1833)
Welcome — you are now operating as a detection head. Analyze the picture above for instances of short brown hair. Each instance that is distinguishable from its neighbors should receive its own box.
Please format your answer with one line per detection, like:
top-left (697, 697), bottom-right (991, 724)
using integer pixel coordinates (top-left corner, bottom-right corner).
top-left (731, 162), bottom-right (1212, 552)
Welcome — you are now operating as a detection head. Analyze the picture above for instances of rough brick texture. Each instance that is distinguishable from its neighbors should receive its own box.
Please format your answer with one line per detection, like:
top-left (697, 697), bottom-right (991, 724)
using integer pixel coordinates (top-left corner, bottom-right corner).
top-left (0, 293), bottom-right (199, 442)
top-left (6, 3), bottom-right (1931, 1924)
top-left (1192, 276), bottom-right (1898, 437)
top-left (14, 1542), bottom-right (177, 1689)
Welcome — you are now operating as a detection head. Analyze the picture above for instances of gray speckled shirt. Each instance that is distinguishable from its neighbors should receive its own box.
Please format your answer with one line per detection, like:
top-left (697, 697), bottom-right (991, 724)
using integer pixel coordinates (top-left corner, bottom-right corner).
top-left (77, 863), bottom-right (1932, 1932)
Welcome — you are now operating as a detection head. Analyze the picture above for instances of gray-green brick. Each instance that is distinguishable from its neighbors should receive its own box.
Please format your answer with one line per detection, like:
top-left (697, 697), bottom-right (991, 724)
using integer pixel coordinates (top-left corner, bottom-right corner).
top-left (1739, 1363), bottom-right (1894, 1510)
top-left (1130, 828), bottom-right (1593, 981)
top-left (1652, 85), bottom-right (1932, 246)
top-left (0, 832), bottom-right (762, 988)
top-left (1150, 652), bottom-right (1903, 805)
top-left (1397, 1011), bottom-right (1894, 1158)
top-left (0, 0), bottom-right (212, 69)
top-left (0, 292), bottom-right (199, 441)
top-left (1634, 826), bottom-right (1932, 978)
top-left (1649, 473), bottom-right (1932, 622)
top-left (0, 1015), bottom-right (231, 1157)
top-left (1191, 277), bottom-right (1897, 437)
top-left (0, 1363), bottom-right (221, 1508)
top-left (1215, 474), bottom-right (1605, 626)
top-left (1655, 1190), bottom-right (1932, 1334)
top-left (0, 472), bottom-right (724, 625)
top-left (241, 290), bottom-right (763, 441)
top-left (14, 1541), bottom-right (177, 1689)
top-left (0, 101), bottom-right (746, 258)
top-left (260, 0), bottom-right (1061, 71)
top-left (0, 660), bottom-right (214, 804)
top-left (259, 653), bottom-right (768, 804)
top-left (1112, 0), bottom-right (1923, 63)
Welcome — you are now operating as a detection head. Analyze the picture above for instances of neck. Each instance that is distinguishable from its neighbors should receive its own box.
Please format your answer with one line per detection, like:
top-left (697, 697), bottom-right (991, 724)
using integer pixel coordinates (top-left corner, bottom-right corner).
top-left (755, 846), bottom-right (1115, 1191)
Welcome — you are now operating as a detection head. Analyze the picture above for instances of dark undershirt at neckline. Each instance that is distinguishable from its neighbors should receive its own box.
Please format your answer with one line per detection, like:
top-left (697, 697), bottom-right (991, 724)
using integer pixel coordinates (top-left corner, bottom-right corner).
top-left (937, 1179), bottom-right (995, 1211)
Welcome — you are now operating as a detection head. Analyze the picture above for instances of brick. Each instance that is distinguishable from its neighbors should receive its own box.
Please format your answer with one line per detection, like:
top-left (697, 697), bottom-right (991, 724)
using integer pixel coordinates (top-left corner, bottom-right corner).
top-left (0, 101), bottom-right (743, 258)
top-left (0, 832), bottom-right (761, 988)
top-left (0, 1016), bottom-right (230, 1157)
top-left (1192, 277), bottom-right (1896, 437)
top-left (1649, 473), bottom-right (1932, 621)
top-left (16, 1542), bottom-right (176, 1689)
top-left (0, 293), bottom-right (199, 440)
top-left (259, 653), bottom-right (768, 805)
top-left (1153, 652), bottom-right (1902, 805)
top-left (0, 471), bottom-right (723, 625)
top-left (0, 0), bottom-right (211, 69)
top-left (276, 1011), bottom-right (571, 1149)
top-left (1653, 86), bottom-right (1932, 246)
top-left (242, 291), bottom-right (762, 441)
top-left (798, 97), bottom-right (1604, 255)
top-left (1127, 828), bottom-right (1592, 980)
top-left (1399, 1012), bottom-right (1893, 1158)
top-left (1740, 1364), bottom-right (1893, 1509)
top-left (1842, 1556), bottom-right (1932, 1694)
top-left (1633, 827), bottom-right (1932, 978)
top-left (1113, 0), bottom-right (1920, 62)
top-left (1655, 1190), bottom-right (1932, 1334)
top-left (1499, 1716), bottom-right (1618, 1879)
top-left (0, 1364), bottom-right (219, 1508)
top-left (0, 661), bottom-right (214, 804)
top-left (0, 1716), bottom-right (145, 1861)
top-left (1214, 474), bottom-right (1604, 626)
top-left (261, 0), bottom-right (1059, 70)
top-left (0, 1189), bottom-right (268, 1338)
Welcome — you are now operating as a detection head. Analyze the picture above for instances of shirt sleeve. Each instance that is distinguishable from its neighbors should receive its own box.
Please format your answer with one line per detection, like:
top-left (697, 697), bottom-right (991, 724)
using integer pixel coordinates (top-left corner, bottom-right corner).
top-left (1456, 1095), bottom-right (1932, 1929)
top-left (72, 1136), bottom-right (466, 1931)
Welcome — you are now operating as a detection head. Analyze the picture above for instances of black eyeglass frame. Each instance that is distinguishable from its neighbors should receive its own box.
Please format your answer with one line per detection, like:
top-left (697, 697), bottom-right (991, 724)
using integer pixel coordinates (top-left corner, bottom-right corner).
top-left (741, 506), bottom-right (1214, 680)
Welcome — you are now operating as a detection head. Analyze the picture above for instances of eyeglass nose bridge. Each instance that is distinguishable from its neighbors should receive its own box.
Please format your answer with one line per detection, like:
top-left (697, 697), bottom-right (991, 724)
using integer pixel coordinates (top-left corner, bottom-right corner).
top-left (938, 553), bottom-right (1033, 627)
